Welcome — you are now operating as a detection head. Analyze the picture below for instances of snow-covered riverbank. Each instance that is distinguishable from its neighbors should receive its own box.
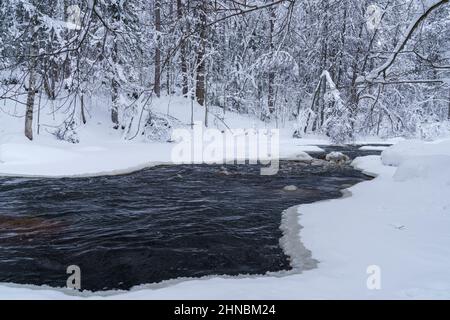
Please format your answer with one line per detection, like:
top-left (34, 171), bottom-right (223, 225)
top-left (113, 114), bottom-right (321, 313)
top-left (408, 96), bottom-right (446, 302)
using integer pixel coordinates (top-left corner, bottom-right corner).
top-left (0, 133), bottom-right (326, 177)
top-left (0, 138), bottom-right (449, 299)
top-left (0, 96), bottom-right (326, 177)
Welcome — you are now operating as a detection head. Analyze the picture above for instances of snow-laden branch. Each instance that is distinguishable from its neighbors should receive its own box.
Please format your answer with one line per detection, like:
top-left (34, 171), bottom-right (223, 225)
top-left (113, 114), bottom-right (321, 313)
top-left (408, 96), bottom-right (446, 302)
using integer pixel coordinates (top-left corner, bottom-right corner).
top-left (357, 0), bottom-right (449, 84)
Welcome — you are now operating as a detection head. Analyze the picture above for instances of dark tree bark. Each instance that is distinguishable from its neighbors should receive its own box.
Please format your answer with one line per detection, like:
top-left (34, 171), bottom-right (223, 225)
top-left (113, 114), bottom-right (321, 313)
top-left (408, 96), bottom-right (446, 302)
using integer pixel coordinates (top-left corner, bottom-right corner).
top-left (154, 0), bottom-right (161, 97)
top-left (267, 2), bottom-right (276, 115)
top-left (43, 55), bottom-right (58, 100)
top-left (177, 0), bottom-right (189, 97)
top-left (111, 79), bottom-right (119, 128)
top-left (81, 94), bottom-right (87, 124)
top-left (317, 0), bottom-right (329, 128)
top-left (111, 40), bottom-right (119, 129)
top-left (195, 1), bottom-right (207, 106)
top-left (448, 88), bottom-right (450, 120)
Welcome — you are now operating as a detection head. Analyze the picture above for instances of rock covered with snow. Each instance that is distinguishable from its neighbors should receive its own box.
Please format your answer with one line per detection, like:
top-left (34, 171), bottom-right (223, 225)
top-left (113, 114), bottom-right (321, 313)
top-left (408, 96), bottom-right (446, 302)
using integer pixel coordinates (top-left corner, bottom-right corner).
top-left (294, 152), bottom-right (313, 161)
top-left (283, 185), bottom-right (298, 191)
top-left (325, 151), bottom-right (350, 165)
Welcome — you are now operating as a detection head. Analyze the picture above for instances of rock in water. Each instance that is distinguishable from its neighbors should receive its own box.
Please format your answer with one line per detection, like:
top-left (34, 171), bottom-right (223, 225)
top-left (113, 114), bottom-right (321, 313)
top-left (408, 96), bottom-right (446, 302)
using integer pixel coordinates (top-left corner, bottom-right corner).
top-left (218, 166), bottom-right (231, 175)
top-left (311, 159), bottom-right (327, 166)
top-left (294, 152), bottom-right (313, 161)
top-left (325, 151), bottom-right (350, 165)
top-left (283, 185), bottom-right (298, 191)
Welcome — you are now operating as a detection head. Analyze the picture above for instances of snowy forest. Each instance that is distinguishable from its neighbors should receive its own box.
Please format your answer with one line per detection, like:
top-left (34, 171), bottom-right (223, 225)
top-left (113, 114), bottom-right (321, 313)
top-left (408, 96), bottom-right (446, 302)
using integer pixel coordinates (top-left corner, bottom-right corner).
top-left (0, 0), bottom-right (449, 143)
top-left (2, 0), bottom-right (450, 301)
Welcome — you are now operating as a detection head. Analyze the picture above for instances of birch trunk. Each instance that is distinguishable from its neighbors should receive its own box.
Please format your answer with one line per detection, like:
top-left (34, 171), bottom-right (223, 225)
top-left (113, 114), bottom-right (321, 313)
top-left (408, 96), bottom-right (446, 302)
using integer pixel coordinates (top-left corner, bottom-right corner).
top-left (25, 63), bottom-right (36, 141)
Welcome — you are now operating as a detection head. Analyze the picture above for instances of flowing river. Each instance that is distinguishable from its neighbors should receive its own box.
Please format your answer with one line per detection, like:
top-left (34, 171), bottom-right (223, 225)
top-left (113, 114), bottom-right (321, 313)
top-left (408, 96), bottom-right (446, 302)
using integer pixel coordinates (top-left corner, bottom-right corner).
top-left (0, 145), bottom-right (385, 291)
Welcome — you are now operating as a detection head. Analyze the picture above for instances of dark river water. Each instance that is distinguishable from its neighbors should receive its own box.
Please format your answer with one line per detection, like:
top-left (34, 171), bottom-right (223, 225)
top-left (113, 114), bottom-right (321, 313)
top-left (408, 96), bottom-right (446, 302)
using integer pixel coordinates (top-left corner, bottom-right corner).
top-left (0, 145), bottom-right (382, 291)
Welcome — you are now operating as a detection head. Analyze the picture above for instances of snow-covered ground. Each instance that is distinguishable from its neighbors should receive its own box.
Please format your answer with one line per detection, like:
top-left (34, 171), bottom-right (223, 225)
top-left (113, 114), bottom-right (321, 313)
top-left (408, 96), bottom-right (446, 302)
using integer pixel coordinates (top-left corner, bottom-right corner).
top-left (0, 96), bottom-right (324, 176)
top-left (1, 97), bottom-right (449, 299)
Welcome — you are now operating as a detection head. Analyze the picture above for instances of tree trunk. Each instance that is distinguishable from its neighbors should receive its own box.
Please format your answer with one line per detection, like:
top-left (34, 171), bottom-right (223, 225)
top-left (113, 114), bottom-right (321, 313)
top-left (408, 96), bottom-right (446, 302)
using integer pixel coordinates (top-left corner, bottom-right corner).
top-left (111, 39), bottom-right (119, 129)
top-left (43, 59), bottom-right (58, 100)
top-left (204, 73), bottom-right (208, 127)
top-left (336, 6), bottom-right (347, 88)
top-left (25, 14), bottom-right (38, 141)
top-left (43, 28), bottom-right (59, 99)
top-left (62, 0), bottom-right (72, 80)
top-left (25, 63), bottom-right (36, 141)
top-left (177, 0), bottom-right (189, 96)
top-left (166, 1), bottom-right (174, 95)
top-left (348, 22), bottom-right (365, 131)
top-left (448, 88), bottom-right (450, 120)
top-left (317, 0), bottom-right (329, 128)
top-left (267, 3), bottom-right (276, 115)
top-left (111, 79), bottom-right (119, 129)
top-left (154, 0), bottom-right (161, 97)
top-left (81, 94), bottom-right (87, 124)
top-left (195, 1), bottom-right (207, 106)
